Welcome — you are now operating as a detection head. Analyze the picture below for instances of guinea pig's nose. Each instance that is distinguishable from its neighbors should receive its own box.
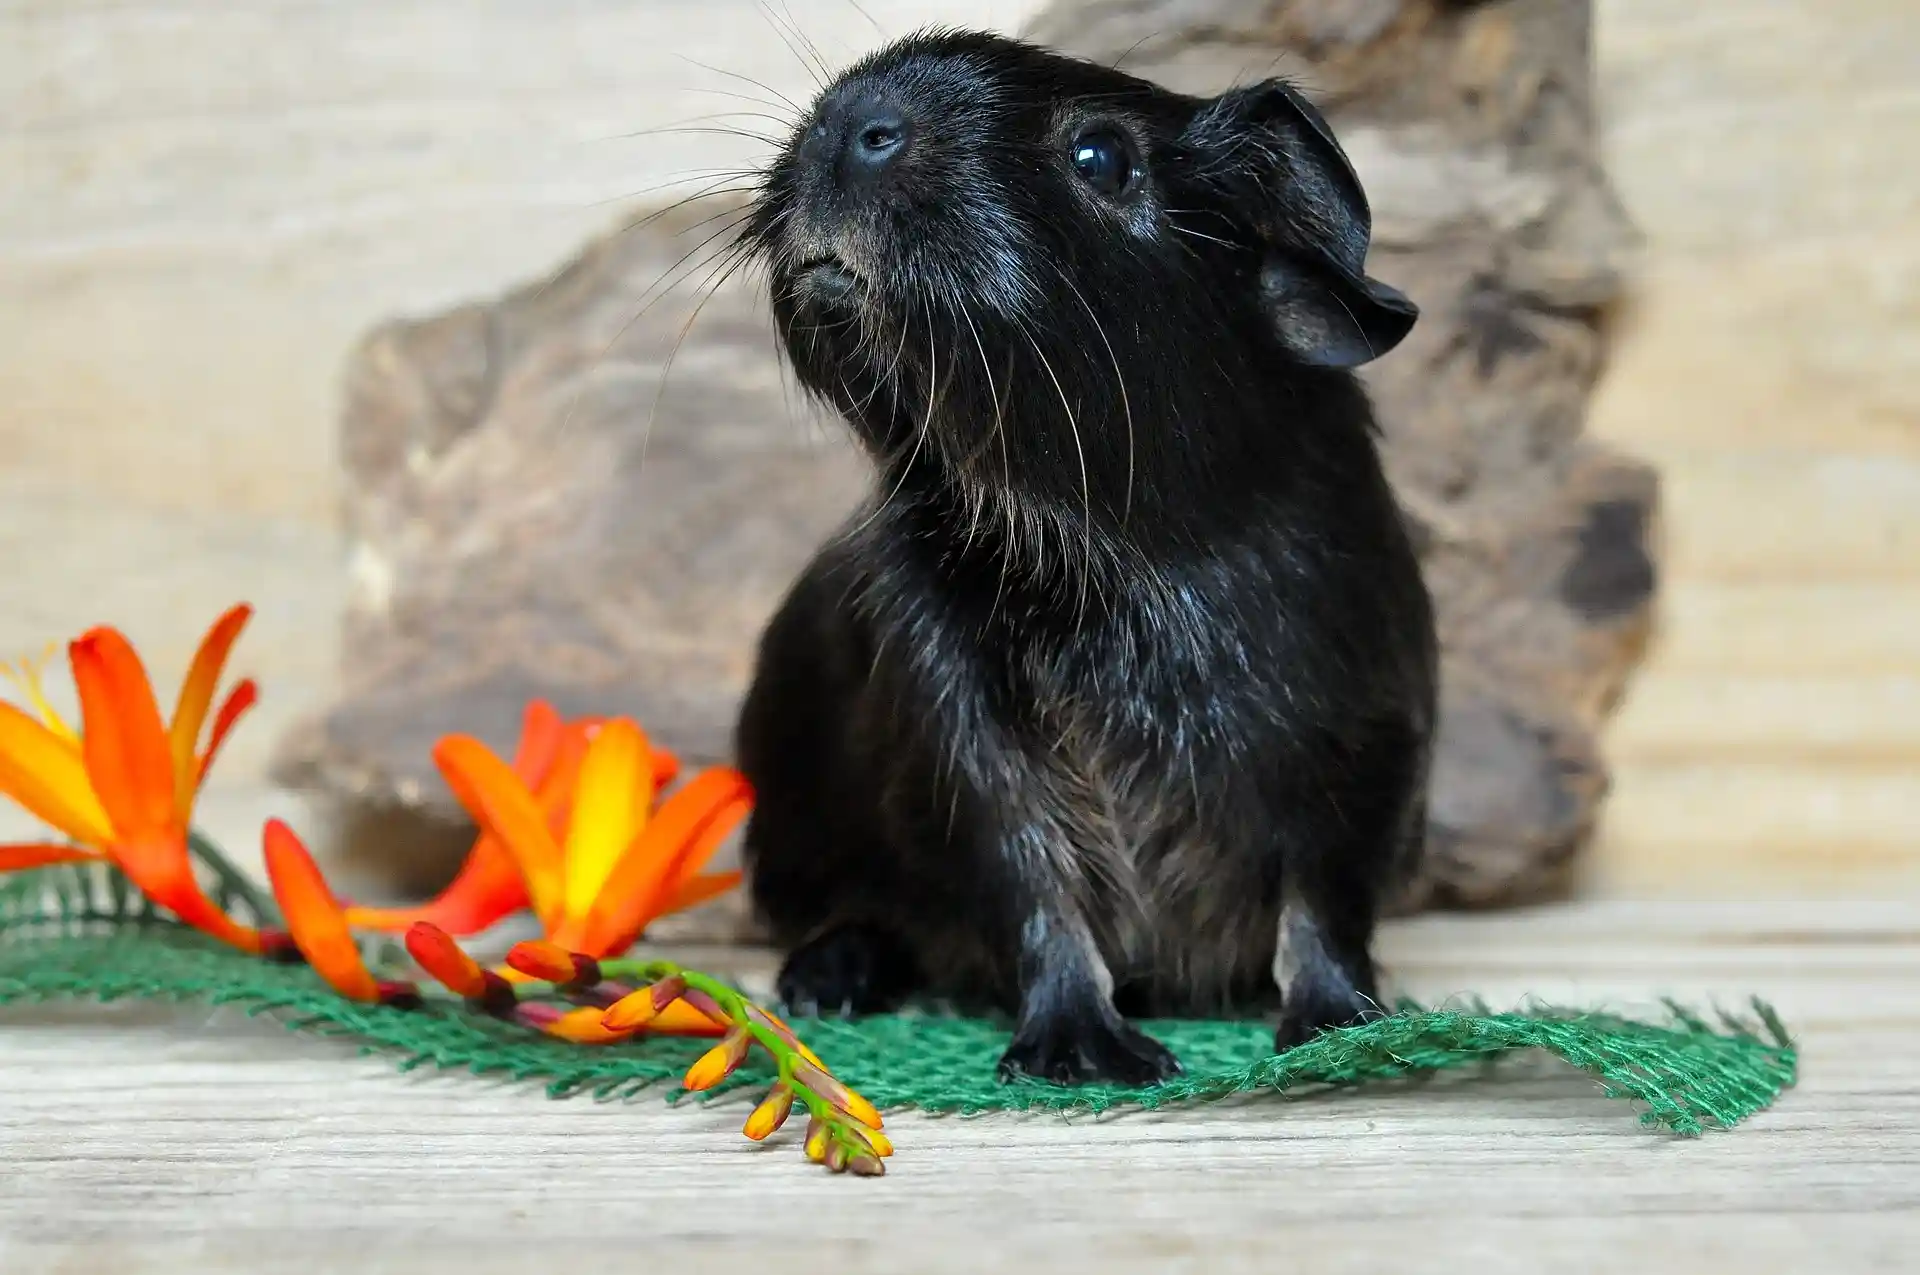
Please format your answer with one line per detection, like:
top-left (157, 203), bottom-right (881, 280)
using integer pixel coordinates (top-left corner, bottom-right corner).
top-left (802, 91), bottom-right (913, 191)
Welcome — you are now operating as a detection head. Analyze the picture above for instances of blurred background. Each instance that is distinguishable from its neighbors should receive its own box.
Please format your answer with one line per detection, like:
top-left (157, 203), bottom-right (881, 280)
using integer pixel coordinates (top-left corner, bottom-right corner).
top-left (3, 0), bottom-right (1915, 902)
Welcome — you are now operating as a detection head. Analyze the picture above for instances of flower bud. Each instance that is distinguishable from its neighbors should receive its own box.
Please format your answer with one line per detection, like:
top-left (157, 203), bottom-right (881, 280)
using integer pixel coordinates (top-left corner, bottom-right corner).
top-left (803, 1115), bottom-right (831, 1164)
top-left (742, 1084), bottom-right (796, 1141)
top-left (682, 1028), bottom-right (751, 1091)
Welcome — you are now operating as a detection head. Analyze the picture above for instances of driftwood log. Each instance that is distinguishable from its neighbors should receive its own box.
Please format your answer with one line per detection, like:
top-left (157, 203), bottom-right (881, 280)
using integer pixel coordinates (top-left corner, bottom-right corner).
top-left (272, 0), bottom-right (1657, 932)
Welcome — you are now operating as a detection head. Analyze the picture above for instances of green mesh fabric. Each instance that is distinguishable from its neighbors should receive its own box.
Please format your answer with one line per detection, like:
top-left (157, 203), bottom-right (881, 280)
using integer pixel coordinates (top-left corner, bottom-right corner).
top-left (0, 863), bottom-right (1797, 1133)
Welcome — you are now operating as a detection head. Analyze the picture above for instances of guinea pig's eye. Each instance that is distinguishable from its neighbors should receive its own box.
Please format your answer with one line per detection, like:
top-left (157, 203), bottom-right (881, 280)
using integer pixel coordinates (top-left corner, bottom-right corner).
top-left (1069, 127), bottom-right (1137, 198)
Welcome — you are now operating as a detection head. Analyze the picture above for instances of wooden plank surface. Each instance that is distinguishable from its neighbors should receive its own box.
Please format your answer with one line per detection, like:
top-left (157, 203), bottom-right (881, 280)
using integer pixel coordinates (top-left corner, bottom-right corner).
top-left (4, 899), bottom-right (1917, 1274)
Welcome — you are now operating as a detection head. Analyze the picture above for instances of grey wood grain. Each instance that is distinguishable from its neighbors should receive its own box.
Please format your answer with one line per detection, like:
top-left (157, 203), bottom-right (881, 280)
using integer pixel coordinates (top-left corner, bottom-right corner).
top-left (4, 899), bottom-right (1917, 1274)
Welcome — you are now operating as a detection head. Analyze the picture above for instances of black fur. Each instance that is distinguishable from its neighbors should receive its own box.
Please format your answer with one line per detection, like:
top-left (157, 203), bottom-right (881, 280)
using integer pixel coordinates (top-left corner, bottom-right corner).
top-left (731, 29), bottom-right (1436, 1084)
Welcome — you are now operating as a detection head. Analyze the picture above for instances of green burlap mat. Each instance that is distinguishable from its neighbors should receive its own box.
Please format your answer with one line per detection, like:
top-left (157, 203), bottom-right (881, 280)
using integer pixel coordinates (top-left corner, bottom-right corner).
top-left (0, 863), bottom-right (1796, 1132)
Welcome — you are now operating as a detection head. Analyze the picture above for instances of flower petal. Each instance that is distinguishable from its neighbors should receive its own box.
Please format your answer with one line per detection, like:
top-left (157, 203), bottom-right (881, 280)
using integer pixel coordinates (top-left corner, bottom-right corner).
top-left (560, 718), bottom-right (654, 920)
top-left (343, 831), bottom-right (529, 936)
top-left (656, 869), bottom-right (743, 917)
top-left (645, 998), bottom-right (730, 1036)
top-left (650, 772), bottom-right (752, 888)
top-left (510, 699), bottom-right (565, 784)
top-left (70, 628), bottom-right (177, 842)
top-left (191, 678), bottom-right (257, 795)
top-left (0, 700), bottom-right (115, 845)
top-left (441, 717), bottom-right (592, 943)
top-left (114, 827), bottom-right (264, 953)
top-left (579, 769), bottom-right (752, 957)
top-left (262, 818), bottom-right (379, 1001)
top-left (167, 604), bottom-right (251, 816)
top-left (433, 734), bottom-right (567, 931)
top-left (515, 1003), bottom-right (636, 1045)
top-left (0, 646), bottom-right (79, 745)
top-left (0, 843), bottom-right (102, 872)
top-left (344, 702), bottom-right (567, 936)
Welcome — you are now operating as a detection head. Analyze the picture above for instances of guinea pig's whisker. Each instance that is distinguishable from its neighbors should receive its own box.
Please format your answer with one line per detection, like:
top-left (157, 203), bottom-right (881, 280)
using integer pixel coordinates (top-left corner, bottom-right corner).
top-left (591, 169), bottom-right (758, 211)
top-left (991, 346), bottom-right (1018, 623)
top-left (1052, 265), bottom-right (1136, 526)
top-left (594, 113), bottom-right (792, 145)
top-left (517, 172), bottom-right (751, 311)
top-left (850, 296), bottom-right (914, 424)
top-left (846, 303), bottom-right (935, 541)
top-left (608, 174), bottom-right (758, 226)
top-left (765, 0), bottom-right (837, 86)
top-left (791, 312), bottom-right (861, 337)
top-left (674, 54), bottom-right (804, 116)
top-left (1012, 312), bottom-right (1096, 622)
top-left (1109, 35), bottom-right (1154, 72)
top-left (622, 231), bottom-right (764, 480)
top-left (954, 301), bottom-right (1005, 555)
top-left (630, 235), bottom-right (763, 491)
top-left (607, 180), bottom-right (759, 235)
top-left (680, 84), bottom-right (798, 117)
top-left (615, 125), bottom-right (784, 149)
top-left (844, 319), bottom-right (901, 426)
top-left (551, 209), bottom-right (754, 445)
top-left (624, 207), bottom-right (758, 315)
top-left (1167, 223), bottom-right (1243, 253)
top-left (755, 2), bottom-right (830, 91)
top-left (843, 0), bottom-right (885, 39)
top-left (646, 197), bottom-right (763, 249)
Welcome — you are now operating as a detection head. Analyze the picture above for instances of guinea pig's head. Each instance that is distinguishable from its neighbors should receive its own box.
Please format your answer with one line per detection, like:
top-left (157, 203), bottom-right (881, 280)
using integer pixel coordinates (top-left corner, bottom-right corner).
top-left (743, 29), bottom-right (1417, 519)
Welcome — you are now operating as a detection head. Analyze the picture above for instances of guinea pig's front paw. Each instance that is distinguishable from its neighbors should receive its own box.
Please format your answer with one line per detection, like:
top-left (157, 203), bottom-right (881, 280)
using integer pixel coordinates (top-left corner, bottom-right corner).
top-left (997, 1012), bottom-right (1182, 1087)
top-left (775, 921), bottom-right (918, 1018)
top-left (1272, 991), bottom-right (1378, 1053)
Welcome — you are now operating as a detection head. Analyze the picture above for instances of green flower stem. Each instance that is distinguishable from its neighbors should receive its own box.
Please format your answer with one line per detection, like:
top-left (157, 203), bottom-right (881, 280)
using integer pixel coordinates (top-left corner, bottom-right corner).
top-left (382, 949), bottom-right (883, 1166)
top-left (597, 958), bottom-right (872, 1123)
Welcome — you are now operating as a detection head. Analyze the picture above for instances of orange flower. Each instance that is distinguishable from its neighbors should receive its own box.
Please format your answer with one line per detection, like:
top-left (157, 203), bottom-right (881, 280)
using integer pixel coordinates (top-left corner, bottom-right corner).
top-left (396, 716), bottom-right (747, 1040)
top-left (344, 701), bottom-right (680, 937)
top-left (263, 819), bottom-right (416, 1006)
top-left (0, 606), bottom-right (262, 952)
top-left (432, 715), bottom-right (750, 960)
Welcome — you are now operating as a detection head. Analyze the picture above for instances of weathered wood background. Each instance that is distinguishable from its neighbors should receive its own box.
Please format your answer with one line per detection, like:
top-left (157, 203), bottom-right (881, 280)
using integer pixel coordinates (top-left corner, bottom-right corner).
top-left (4, 0), bottom-right (1914, 902)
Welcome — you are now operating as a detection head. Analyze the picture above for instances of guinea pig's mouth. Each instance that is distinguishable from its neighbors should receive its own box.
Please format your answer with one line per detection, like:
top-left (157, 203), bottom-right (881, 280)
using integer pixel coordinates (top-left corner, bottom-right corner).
top-left (788, 255), bottom-right (860, 302)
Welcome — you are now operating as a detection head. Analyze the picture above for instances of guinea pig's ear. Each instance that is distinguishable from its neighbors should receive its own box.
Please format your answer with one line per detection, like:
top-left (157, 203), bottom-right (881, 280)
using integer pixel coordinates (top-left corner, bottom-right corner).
top-left (1184, 80), bottom-right (1418, 368)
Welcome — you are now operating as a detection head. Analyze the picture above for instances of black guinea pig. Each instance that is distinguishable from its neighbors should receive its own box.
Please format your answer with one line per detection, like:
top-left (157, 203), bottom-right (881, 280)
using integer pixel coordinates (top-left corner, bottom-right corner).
top-left (732, 28), bottom-right (1436, 1085)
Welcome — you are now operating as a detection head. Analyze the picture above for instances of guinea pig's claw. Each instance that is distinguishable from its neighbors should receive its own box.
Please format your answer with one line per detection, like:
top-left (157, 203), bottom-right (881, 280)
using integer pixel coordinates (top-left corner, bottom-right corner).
top-left (998, 1013), bottom-right (1182, 1087)
top-left (774, 921), bottom-right (918, 1019)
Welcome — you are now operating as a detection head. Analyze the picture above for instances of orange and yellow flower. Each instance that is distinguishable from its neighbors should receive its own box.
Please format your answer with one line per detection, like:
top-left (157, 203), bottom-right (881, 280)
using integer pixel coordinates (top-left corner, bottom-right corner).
top-left (429, 712), bottom-right (750, 960)
top-left (342, 700), bottom-right (678, 938)
top-left (0, 605), bottom-right (263, 952)
top-left (391, 709), bottom-right (751, 1036)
